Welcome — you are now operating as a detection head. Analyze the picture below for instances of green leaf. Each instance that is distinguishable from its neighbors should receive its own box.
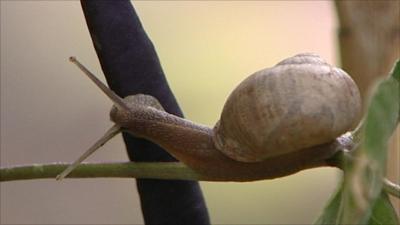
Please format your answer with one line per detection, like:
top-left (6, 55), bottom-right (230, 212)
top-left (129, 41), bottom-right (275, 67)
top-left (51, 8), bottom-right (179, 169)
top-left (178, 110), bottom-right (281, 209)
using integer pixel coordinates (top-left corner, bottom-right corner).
top-left (314, 184), bottom-right (399, 225)
top-left (368, 192), bottom-right (399, 225)
top-left (388, 60), bottom-right (400, 120)
top-left (314, 184), bottom-right (343, 224)
top-left (363, 59), bottom-right (400, 150)
top-left (315, 60), bottom-right (400, 225)
top-left (326, 60), bottom-right (400, 224)
top-left (389, 59), bottom-right (400, 83)
top-left (364, 78), bottom-right (399, 160)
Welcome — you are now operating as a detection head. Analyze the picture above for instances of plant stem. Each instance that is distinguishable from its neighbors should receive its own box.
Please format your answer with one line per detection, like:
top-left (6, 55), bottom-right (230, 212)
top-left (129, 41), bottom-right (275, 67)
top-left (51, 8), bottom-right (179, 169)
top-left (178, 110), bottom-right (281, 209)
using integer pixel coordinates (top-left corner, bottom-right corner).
top-left (1, 161), bottom-right (399, 198)
top-left (383, 178), bottom-right (400, 198)
top-left (0, 162), bottom-right (206, 182)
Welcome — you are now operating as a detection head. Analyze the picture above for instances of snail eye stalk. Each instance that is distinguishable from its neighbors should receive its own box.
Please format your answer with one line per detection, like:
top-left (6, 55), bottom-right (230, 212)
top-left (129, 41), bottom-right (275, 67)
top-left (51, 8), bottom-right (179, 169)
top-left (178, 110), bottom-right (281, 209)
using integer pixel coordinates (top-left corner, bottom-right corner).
top-left (56, 124), bottom-right (121, 180)
top-left (57, 57), bottom-right (128, 180)
top-left (69, 57), bottom-right (129, 111)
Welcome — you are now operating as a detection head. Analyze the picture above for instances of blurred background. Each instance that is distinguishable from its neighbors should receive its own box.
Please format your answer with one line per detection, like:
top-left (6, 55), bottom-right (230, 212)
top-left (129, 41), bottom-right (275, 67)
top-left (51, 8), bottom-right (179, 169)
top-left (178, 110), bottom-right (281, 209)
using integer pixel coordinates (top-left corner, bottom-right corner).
top-left (0, 1), bottom-right (397, 224)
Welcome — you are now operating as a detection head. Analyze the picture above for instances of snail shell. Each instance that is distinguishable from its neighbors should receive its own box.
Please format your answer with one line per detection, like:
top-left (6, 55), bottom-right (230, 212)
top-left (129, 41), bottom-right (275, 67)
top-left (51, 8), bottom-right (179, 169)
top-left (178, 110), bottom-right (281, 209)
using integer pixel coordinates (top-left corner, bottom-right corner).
top-left (213, 53), bottom-right (361, 162)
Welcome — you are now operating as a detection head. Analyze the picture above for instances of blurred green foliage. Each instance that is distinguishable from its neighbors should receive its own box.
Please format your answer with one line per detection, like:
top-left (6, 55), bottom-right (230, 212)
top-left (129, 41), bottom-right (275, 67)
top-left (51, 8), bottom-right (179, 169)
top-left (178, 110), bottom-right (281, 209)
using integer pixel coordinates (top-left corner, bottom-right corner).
top-left (315, 60), bottom-right (400, 224)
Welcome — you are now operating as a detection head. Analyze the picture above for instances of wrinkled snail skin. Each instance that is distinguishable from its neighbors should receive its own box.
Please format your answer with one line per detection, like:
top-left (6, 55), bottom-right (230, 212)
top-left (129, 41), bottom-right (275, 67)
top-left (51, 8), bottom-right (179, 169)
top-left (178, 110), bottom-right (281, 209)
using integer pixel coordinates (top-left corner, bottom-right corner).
top-left (111, 98), bottom-right (353, 181)
top-left (110, 53), bottom-right (361, 181)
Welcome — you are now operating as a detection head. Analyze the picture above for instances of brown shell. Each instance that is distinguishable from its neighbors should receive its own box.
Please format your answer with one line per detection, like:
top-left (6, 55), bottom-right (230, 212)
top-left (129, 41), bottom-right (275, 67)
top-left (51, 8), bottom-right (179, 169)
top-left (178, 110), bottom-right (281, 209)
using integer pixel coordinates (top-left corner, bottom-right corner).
top-left (213, 53), bottom-right (361, 162)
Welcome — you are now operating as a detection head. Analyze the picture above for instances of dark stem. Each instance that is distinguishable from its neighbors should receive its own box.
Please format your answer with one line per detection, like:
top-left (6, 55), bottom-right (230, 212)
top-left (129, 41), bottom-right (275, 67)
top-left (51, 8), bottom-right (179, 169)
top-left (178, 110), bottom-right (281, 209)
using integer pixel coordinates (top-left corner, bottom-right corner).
top-left (80, 1), bottom-right (210, 224)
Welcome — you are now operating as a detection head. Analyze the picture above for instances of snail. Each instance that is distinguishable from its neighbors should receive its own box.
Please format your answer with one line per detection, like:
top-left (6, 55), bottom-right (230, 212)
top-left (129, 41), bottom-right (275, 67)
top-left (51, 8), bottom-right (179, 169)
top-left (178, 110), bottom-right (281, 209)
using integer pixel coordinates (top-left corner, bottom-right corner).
top-left (57, 53), bottom-right (361, 181)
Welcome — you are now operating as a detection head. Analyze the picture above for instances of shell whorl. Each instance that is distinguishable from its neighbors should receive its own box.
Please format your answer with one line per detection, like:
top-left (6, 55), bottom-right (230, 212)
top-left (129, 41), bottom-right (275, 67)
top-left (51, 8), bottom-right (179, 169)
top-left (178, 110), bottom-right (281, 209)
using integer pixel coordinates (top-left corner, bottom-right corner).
top-left (213, 53), bottom-right (361, 162)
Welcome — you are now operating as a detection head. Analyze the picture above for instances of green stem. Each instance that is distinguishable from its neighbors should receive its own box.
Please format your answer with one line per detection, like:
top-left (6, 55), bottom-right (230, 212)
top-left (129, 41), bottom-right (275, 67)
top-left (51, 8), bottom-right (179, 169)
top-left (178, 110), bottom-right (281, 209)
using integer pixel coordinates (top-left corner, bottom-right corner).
top-left (383, 178), bottom-right (400, 198)
top-left (0, 162), bottom-right (206, 182)
top-left (1, 120), bottom-right (398, 199)
top-left (1, 161), bottom-right (399, 198)
top-left (329, 149), bottom-right (400, 198)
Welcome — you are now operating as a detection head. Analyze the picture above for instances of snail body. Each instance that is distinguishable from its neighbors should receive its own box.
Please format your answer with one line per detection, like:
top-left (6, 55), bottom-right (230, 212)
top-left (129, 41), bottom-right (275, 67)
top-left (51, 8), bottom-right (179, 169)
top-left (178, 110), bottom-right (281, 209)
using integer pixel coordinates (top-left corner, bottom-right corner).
top-left (58, 54), bottom-right (361, 181)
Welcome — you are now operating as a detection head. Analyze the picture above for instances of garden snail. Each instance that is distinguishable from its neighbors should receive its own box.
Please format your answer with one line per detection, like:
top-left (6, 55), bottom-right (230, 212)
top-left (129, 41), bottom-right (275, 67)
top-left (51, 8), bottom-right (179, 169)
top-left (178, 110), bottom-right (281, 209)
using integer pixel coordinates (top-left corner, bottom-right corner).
top-left (57, 53), bottom-right (361, 181)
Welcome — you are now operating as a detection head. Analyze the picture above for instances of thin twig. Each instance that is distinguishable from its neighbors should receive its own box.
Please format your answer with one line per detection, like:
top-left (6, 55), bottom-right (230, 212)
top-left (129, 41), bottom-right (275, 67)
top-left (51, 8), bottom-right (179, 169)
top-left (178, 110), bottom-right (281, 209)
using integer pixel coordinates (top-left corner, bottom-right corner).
top-left (0, 162), bottom-right (205, 182)
top-left (1, 161), bottom-right (399, 199)
top-left (383, 178), bottom-right (400, 198)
